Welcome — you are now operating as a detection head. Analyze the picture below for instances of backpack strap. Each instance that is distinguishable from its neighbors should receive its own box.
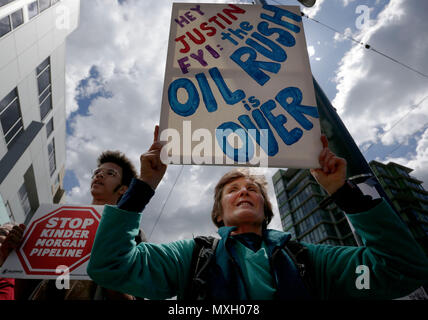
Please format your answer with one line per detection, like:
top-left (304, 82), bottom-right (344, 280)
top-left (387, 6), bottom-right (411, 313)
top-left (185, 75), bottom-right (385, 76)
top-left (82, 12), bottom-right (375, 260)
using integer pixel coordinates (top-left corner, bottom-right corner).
top-left (184, 236), bottom-right (219, 300)
top-left (283, 240), bottom-right (316, 297)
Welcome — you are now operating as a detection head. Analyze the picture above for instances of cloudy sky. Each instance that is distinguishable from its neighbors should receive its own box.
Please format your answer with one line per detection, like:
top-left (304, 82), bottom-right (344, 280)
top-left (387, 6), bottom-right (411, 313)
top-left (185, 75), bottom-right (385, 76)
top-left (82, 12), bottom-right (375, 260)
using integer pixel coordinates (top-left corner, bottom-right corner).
top-left (63, 0), bottom-right (428, 243)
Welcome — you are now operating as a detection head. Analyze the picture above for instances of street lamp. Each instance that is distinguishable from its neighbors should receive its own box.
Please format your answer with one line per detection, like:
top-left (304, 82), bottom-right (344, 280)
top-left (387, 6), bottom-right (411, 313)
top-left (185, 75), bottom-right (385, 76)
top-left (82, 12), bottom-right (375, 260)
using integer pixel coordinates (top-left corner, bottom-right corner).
top-left (297, 0), bottom-right (316, 7)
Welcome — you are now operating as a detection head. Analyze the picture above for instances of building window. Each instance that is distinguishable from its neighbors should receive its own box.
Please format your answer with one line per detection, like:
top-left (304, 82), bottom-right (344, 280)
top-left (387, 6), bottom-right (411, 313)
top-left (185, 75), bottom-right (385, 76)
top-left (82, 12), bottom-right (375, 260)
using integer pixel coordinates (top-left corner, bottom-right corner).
top-left (39, 0), bottom-right (51, 12)
top-left (46, 117), bottom-right (54, 137)
top-left (48, 138), bottom-right (56, 176)
top-left (289, 176), bottom-right (309, 198)
top-left (281, 213), bottom-right (292, 229)
top-left (11, 9), bottom-right (24, 29)
top-left (0, 88), bottom-right (24, 148)
top-left (54, 173), bottom-right (60, 186)
top-left (0, 0), bottom-right (16, 8)
top-left (275, 179), bottom-right (285, 195)
top-left (277, 191), bottom-right (287, 206)
top-left (18, 183), bottom-right (32, 216)
top-left (279, 201), bottom-right (290, 216)
top-left (5, 201), bottom-right (15, 223)
top-left (395, 166), bottom-right (409, 177)
top-left (0, 8), bottom-right (25, 39)
top-left (375, 165), bottom-right (388, 176)
top-left (37, 57), bottom-right (52, 120)
top-left (0, 14), bottom-right (11, 38)
top-left (28, 1), bottom-right (39, 19)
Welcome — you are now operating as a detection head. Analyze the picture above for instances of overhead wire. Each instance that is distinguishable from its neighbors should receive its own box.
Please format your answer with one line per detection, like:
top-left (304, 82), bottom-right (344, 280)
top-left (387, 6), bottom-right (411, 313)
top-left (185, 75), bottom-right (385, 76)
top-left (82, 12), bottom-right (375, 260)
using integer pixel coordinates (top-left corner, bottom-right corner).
top-left (380, 122), bottom-right (428, 159)
top-left (268, 0), bottom-right (428, 157)
top-left (147, 165), bottom-right (185, 241)
top-left (148, 0), bottom-right (427, 237)
top-left (363, 95), bottom-right (428, 154)
top-left (268, 0), bottom-right (428, 80)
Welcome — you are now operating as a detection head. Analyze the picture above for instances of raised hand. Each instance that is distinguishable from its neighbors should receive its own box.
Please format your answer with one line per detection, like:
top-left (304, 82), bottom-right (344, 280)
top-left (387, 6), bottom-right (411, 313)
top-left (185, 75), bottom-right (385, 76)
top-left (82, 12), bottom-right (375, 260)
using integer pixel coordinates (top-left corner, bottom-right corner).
top-left (310, 135), bottom-right (347, 195)
top-left (139, 125), bottom-right (167, 190)
top-left (0, 223), bottom-right (26, 266)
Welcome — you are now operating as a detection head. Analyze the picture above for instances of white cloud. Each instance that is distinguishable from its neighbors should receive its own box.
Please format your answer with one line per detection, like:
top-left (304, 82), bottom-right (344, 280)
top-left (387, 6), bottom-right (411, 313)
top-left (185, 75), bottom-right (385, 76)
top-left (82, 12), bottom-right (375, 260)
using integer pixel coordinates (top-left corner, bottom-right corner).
top-left (342, 0), bottom-right (357, 7)
top-left (333, 27), bottom-right (353, 43)
top-left (332, 0), bottom-right (428, 183)
top-left (381, 127), bottom-right (428, 189)
top-left (301, 0), bottom-right (325, 18)
top-left (63, 0), bottom-right (428, 247)
top-left (64, 0), bottom-right (284, 243)
top-left (308, 45), bottom-right (315, 57)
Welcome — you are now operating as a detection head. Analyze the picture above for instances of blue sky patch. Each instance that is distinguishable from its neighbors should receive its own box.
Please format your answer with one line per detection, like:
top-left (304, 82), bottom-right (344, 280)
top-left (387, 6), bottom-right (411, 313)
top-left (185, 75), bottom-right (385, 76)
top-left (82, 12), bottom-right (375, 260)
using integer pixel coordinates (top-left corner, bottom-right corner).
top-left (66, 65), bottom-right (113, 136)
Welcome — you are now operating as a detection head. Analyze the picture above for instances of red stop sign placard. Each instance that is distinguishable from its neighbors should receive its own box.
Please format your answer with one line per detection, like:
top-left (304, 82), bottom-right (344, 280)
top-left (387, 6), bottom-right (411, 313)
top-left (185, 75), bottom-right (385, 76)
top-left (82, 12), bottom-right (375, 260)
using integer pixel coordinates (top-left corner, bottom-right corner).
top-left (17, 206), bottom-right (101, 276)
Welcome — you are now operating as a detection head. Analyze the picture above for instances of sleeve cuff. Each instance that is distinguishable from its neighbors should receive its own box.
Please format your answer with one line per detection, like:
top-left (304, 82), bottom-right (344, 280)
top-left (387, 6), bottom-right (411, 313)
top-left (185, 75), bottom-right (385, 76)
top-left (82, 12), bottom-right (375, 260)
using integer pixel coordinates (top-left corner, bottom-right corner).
top-left (330, 180), bottom-right (382, 214)
top-left (117, 178), bottom-right (155, 213)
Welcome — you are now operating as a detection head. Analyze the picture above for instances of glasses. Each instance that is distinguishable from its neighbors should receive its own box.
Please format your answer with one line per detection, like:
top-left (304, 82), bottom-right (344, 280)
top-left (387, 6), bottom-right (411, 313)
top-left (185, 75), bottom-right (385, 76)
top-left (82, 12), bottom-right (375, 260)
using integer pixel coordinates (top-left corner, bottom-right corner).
top-left (91, 168), bottom-right (121, 179)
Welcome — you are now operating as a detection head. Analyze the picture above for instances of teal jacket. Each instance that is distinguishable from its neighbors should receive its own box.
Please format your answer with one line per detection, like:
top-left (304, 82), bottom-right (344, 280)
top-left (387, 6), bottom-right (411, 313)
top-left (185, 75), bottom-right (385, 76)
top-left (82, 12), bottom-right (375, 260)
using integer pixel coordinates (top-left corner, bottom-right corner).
top-left (87, 199), bottom-right (428, 300)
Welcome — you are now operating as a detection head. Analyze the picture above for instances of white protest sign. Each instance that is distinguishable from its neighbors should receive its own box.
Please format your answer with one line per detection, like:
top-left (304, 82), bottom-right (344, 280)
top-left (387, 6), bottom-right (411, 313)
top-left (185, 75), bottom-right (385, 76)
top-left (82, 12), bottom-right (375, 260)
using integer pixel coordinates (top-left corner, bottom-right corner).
top-left (0, 204), bottom-right (103, 280)
top-left (159, 3), bottom-right (322, 168)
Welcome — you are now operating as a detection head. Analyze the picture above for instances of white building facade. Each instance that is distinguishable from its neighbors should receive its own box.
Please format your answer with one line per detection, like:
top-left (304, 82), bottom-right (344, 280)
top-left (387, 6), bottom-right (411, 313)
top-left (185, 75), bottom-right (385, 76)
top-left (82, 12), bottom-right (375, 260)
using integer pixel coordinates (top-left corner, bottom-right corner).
top-left (0, 0), bottom-right (80, 224)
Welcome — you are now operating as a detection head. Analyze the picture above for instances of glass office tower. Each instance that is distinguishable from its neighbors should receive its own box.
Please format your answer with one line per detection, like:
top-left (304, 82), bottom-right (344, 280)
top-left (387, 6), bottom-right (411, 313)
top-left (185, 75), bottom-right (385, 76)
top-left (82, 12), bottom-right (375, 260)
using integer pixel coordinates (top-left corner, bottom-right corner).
top-left (272, 168), bottom-right (357, 246)
top-left (370, 160), bottom-right (428, 256)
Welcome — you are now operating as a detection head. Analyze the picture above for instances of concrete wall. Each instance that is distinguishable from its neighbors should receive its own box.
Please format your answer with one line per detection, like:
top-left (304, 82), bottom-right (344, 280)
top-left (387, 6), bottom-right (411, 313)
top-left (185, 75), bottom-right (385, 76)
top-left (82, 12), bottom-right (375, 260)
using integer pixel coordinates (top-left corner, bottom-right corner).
top-left (0, 0), bottom-right (80, 223)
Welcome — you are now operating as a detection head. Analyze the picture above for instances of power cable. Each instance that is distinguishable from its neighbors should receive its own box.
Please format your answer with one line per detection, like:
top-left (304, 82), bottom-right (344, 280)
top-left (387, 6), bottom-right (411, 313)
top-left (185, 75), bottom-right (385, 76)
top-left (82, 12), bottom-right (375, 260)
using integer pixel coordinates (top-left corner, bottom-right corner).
top-left (363, 95), bottom-right (428, 154)
top-left (147, 165), bottom-right (185, 241)
top-left (268, 0), bottom-right (428, 79)
top-left (267, 0), bottom-right (428, 158)
top-left (379, 122), bottom-right (428, 160)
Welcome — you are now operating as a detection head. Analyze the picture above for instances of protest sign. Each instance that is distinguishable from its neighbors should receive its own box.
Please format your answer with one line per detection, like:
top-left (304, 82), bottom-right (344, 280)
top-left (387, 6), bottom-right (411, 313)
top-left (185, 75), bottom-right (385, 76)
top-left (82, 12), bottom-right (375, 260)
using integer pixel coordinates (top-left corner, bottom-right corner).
top-left (159, 3), bottom-right (322, 168)
top-left (0, 204), bottom-right (103, 280)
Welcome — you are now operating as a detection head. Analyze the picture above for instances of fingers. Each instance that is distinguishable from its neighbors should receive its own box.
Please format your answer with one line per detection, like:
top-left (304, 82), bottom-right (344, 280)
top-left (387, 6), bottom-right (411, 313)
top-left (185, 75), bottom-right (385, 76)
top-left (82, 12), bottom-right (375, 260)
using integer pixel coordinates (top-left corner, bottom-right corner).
top-left (11, 225), bottom-right (25, 238)
top-left (153, 125), bottom-right (159, 143)
top-left (142, 152), bottom-right (160, 170)
top-left (321, 134), bottom-right (328, 149)
top-left (324, 152), bottom-right (335, 173)
top-left (318, 146), bottom-right (342, 174)
top-left (4, 226), bottom-right (25, 249)
top-left (0, 224), bottom-right (14, 236)
top-left (148, 125), bottom-right (163, 152)
top-left (141, 149), bottom-right (166, 170)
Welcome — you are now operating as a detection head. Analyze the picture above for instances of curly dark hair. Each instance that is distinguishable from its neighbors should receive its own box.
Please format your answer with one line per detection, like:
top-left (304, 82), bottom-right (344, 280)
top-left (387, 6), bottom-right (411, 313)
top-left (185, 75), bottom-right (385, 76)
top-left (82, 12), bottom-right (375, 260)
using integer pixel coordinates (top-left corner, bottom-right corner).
top-left (97, 150), bottom-right (137, 187)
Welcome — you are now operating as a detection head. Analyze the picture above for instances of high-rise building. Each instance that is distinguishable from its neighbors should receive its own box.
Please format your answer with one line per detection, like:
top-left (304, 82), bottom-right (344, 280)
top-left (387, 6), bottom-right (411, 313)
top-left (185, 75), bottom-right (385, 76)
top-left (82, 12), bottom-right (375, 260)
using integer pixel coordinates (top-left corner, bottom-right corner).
top-left (272, 168), bottom-right (357, 246)
top-left (0, 0), bottom-right (80, 225)
top-left (369, 160), bottom-right (428, 255)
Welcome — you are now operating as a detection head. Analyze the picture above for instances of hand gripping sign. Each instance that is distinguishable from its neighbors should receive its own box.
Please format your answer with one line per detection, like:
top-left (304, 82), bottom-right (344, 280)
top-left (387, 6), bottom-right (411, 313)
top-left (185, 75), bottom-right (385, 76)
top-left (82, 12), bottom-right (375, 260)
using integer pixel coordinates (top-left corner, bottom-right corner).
top-left (0, 204), bottom-right (103, 279)
top-left (159, 3), bottom-right (322, 168)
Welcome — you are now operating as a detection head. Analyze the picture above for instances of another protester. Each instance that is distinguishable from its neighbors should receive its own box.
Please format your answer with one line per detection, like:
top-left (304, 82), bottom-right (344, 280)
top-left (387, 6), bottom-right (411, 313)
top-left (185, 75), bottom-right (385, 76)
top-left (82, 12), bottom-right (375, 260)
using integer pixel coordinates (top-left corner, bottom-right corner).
top-left (5, 151), bottom-right (145, 300)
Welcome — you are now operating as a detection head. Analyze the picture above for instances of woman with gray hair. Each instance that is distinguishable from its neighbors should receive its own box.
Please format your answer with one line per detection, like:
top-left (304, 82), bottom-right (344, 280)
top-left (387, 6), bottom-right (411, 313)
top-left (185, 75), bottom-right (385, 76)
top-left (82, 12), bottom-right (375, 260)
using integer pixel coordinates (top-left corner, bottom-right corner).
top-left (87, 127), bottom-right (428, 300)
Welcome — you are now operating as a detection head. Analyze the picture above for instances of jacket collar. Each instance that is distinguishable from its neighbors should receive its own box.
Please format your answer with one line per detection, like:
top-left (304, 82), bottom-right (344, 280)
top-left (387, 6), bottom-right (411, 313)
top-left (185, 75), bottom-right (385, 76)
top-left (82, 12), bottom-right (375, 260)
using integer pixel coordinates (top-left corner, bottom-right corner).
top-left (217, 226), bottom-right (291, 255)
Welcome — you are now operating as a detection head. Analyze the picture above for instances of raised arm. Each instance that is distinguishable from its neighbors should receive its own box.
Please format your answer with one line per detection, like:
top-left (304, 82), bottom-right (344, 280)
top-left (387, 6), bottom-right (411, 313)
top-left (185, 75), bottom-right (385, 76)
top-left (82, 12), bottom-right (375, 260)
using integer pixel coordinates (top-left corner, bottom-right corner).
top-left (305, 135), bottom-right (428, 299)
